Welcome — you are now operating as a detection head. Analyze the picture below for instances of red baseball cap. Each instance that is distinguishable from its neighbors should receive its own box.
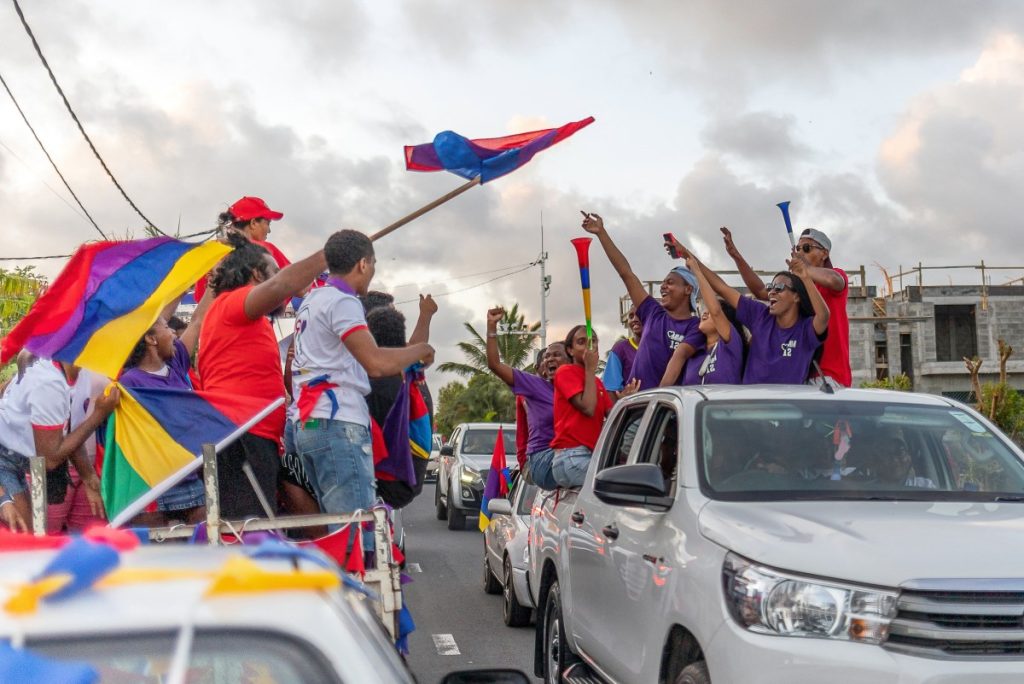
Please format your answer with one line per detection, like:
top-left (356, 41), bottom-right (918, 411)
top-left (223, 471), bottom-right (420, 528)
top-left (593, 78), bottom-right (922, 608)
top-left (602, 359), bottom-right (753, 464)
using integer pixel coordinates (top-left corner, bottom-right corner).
top-left (229, 196), bottom-right (284, 221)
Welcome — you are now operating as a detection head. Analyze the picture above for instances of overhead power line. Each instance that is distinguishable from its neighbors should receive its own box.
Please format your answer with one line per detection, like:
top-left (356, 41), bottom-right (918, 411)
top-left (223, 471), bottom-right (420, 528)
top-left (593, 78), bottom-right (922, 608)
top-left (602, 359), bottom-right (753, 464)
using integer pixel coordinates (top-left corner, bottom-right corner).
top-left (0, 70), bottom-right (106, 239)
top-left (11, 0), bottom-right (165, 235)
top-left (0, 229), bottom-right (217, 262)
top-left (395, 261), bottom-right (538, 304)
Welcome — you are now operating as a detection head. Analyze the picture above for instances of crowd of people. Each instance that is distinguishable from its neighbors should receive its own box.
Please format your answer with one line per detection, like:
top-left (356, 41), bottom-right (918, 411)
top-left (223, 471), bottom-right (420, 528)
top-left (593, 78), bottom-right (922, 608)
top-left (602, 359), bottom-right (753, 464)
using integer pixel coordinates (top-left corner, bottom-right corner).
top-left (488, 211), bottom-right (851, 489)
top-left (0, 197), bottom-right (851, 534)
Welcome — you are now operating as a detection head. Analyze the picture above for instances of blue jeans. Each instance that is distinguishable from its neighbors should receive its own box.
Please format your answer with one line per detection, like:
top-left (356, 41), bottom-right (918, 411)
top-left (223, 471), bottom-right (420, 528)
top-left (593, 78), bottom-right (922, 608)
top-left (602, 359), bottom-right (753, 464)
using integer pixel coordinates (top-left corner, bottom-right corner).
top-left (296, 420), bottom-right (376, 540)
top-left (528, 448), bottom-right (558, 491)
top-left (552, 446), bottom-right (592, 488)
top-left (0, 443), bottom-right (28, 499)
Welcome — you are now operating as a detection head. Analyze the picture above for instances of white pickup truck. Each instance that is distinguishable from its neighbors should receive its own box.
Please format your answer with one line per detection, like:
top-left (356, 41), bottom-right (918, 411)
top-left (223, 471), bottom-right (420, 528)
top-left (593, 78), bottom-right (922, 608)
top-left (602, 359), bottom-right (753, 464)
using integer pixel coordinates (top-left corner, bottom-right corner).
top-left (529, 385), bottom-right (1024, 684)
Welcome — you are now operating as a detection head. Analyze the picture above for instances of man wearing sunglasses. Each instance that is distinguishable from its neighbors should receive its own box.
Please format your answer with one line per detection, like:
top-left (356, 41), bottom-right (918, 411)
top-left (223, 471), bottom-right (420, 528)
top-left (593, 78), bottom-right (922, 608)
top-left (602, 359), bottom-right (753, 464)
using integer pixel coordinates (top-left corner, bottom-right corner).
top-left (720, 225), bottom-right (850, 387)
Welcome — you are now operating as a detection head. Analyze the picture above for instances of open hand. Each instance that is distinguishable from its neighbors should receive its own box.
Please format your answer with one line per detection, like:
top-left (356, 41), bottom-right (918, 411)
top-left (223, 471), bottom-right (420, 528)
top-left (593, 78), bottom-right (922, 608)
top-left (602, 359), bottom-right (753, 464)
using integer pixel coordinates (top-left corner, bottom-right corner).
top-left (580, 211), bottom-right (604, 235)
top-left (1, 500), bottom-right (27, 533)
top-left (720, 226), bottom-right (740, 259)
top-left (82, 477), bottom-right (105, 519)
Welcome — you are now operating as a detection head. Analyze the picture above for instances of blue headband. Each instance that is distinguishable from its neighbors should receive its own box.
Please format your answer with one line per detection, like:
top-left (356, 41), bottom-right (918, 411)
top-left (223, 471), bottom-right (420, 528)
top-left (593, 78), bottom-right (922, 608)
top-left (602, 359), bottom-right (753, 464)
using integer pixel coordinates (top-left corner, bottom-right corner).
top-left (670, 266), bottom-right (700, 312)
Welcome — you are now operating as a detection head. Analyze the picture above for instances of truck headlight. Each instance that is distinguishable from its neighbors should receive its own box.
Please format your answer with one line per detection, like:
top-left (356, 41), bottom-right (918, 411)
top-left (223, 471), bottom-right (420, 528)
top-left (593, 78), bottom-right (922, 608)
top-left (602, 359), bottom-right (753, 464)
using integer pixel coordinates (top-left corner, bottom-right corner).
top-left (722, 553), bottom-right (897, 644)
top-left (460, 467), bottom-right (481, 485)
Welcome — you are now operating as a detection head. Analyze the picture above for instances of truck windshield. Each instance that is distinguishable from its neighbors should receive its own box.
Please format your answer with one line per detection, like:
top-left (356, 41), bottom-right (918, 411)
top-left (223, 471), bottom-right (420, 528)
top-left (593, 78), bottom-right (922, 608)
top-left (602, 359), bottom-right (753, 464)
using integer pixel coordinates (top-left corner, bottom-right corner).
top-left (462, 428), bottom-right (517, 455)
top-left (697, 400), bottom-right (1024, 502)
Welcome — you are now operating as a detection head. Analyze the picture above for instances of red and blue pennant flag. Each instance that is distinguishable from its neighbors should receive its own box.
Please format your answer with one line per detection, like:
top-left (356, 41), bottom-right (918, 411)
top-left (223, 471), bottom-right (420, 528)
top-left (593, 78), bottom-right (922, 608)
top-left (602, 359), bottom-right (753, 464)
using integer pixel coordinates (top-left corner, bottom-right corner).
top-left (404, 116), bottom-right (595, 184)
top-left (0, 237), bottom-right (230, 379)
top-left (478, 427), bottom-right (511, 532)
top-left (374, 367), bottom-right (432, 487)
top-left (102, 384), bottom-right (280, 527)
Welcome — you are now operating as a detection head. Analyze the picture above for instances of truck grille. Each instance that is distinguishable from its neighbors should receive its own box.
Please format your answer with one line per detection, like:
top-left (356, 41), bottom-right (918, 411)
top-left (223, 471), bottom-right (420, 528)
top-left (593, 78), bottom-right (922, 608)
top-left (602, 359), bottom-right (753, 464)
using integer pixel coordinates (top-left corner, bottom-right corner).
top-left (886, 588), bottom-right (1024, 658)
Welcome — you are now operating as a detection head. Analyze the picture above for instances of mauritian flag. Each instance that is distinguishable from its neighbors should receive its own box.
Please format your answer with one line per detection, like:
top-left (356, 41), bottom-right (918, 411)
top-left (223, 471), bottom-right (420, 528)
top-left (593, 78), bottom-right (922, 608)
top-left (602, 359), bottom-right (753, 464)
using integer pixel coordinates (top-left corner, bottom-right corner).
top-left (0, 237), bottom-right (230, 379)
top-left (478, 427), bottom-right (511, 532)
top-left (404, 117), bottom-right (594, 184)
top-left (102, 384), bottom-right (282, 527)
top-left (375, 366), bottom-right (433, 486)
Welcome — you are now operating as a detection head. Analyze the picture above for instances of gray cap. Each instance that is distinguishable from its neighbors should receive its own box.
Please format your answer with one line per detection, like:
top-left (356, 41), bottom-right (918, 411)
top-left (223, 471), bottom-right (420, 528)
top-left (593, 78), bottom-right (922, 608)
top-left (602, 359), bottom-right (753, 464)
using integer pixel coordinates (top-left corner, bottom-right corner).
top-left (799, 228), bottom-right (831, 251)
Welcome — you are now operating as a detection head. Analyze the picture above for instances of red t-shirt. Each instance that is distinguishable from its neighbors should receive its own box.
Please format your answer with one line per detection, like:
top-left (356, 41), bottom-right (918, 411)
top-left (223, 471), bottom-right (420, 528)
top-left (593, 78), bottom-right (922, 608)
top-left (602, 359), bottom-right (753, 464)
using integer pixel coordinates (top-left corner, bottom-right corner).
top-left (551, 364), bottom-right (612, 451)
top-left (193, 239), bottom-right (291, 302)
top-left (814, 268), bottom-right (851, 387)
top-left (197, 285), bottom-right (286, 444)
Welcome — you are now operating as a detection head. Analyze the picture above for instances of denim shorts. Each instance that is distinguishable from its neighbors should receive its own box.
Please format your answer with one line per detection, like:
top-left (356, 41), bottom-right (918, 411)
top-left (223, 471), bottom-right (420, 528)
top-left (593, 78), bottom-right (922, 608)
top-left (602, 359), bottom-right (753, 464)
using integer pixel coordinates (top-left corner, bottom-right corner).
top-left (552, 446), bottom-right (593, 488)
top-left (0, 443), bottom-right (29, 499)
top-left (527, 448), bottom-right (558, 491)
top-left (296, 419), bottom-right (376, 517)
top-left (157, 475), bottom-right (205, 513)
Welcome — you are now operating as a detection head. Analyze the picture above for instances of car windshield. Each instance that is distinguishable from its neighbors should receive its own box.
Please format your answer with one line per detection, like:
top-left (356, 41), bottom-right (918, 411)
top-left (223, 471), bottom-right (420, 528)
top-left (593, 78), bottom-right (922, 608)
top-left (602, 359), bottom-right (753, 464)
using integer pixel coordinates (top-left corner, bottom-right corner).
top-left (28, 629), bottom-right (341, 683)
top-left (698, 400), bottom-right (1024, 502)
top-left (461, 428), bottom-right (516, 455)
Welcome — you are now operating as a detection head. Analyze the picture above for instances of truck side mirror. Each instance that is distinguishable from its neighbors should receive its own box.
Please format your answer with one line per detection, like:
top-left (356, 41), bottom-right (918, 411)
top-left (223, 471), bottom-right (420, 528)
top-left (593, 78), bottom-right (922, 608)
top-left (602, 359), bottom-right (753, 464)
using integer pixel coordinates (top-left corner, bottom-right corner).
top-left (593, 464), bottom-right (672, 511)
top-left (487, 498), bottom-right (512, 516)
top-left (440, 445), bottom-right (454, 456)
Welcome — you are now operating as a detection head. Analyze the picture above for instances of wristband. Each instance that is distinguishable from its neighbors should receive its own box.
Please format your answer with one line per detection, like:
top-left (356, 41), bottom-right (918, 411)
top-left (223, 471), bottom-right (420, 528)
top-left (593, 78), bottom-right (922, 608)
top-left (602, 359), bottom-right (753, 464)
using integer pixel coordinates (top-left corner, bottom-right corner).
top-left (487, 333), bottom-right (498, 338)
top-left (0, 496), bottom-right (14, 509)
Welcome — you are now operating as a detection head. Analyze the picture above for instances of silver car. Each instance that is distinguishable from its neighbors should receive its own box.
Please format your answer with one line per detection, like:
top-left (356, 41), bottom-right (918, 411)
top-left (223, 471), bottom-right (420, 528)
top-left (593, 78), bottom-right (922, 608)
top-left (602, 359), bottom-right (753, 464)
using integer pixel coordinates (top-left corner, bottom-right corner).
top-left (483, 470), bottom-right (538, 627)
top-left (435, 422), bottom-right (517, 530)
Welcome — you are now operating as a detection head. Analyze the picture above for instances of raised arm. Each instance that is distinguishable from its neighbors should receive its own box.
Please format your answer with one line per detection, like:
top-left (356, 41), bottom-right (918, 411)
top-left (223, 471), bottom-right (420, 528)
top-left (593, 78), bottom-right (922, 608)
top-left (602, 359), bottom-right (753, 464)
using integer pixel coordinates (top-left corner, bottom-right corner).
top-left (721, 227), bottom-right (769, 301)
top-left (788, 256), bottom-right (831, 335)
top-left (790, 252), bottom-right (846, 292)
top-left (343, 329), bottom-right (434, 378)
top-left (666, 236), bottom-right (741, 310)
top-left (179, 283), bottom-right (215, 355)
top-left (244, 249), bottom-right (327, 320)
top-left (683, 252), bottom-right (731, 343)
top-left (581, 212), bottom-right (650, 309)
top-left (484, 307), bottom-right (515, 387)
top-left (408, 294), bottom-right (438, 345)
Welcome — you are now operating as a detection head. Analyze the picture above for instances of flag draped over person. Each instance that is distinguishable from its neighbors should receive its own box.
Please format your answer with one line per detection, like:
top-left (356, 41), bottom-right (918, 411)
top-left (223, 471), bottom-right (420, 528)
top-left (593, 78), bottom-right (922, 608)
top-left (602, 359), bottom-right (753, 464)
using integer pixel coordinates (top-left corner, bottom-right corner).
top-left (102, 384), bottom-right (281, 526)
top-left (374, 367), bottom-right (432, 486)
top-left (0, 237), bottom-right (230, 378)
top-left (478, 427), bottom-right (511, 532)
top-left (404, 117), bottom-right (595, 184)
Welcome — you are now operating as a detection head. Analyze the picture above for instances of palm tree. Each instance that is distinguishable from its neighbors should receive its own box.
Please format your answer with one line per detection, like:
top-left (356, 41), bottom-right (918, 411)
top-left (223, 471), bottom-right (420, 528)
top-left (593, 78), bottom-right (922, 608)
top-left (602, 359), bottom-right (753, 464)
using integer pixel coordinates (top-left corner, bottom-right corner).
top-left (437, 303), bottom-right (540, 378)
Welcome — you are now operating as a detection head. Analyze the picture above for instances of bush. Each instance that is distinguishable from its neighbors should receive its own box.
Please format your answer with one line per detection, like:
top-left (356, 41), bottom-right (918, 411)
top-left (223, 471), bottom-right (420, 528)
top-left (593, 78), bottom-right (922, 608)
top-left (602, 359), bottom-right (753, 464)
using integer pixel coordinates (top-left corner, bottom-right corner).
top-left (978, 382), bottom-right (1024, 445)
top-left (860, 374), bottom-right (912, 391)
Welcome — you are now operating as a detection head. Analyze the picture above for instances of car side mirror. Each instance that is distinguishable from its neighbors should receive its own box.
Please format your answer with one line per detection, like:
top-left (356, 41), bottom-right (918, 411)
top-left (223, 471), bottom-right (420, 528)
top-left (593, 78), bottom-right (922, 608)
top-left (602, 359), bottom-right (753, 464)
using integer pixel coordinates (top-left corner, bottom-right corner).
top-left (593, 464), bottom-right (672, 511)
top-left (440, 445), bottom-right (454, 456)
top-left (487, 498), bottom-right (512, 516)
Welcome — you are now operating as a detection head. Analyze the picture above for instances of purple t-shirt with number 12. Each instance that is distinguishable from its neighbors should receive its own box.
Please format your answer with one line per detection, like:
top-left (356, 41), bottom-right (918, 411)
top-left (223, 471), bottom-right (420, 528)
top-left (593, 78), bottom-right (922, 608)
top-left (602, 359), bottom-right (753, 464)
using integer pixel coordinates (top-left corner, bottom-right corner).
top-left (736, 296), bottom-right (822, 384)
top-left (511, 369), bottom-right (555, 454)
top-left (630, 296), bottom-right (705, 390)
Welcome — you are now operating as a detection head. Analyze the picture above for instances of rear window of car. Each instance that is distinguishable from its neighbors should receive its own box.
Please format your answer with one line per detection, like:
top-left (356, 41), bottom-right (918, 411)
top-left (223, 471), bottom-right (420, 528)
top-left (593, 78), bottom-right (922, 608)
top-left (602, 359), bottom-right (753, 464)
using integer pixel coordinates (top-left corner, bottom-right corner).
top-left (697, 399), bottom-right (1024, 502)
top-left (28, 628), bottom-right (343, 683)
top-left (461, 428), bottom-right (516, 455)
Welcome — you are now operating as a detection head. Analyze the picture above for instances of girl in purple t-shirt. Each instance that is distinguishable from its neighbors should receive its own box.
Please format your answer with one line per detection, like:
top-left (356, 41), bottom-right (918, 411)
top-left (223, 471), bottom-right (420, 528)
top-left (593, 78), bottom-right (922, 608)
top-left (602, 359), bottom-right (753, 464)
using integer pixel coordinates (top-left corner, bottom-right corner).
top-left (662, 252), bottom-right (745, 386)
top-left (670, 240), bottom-right (830, 385)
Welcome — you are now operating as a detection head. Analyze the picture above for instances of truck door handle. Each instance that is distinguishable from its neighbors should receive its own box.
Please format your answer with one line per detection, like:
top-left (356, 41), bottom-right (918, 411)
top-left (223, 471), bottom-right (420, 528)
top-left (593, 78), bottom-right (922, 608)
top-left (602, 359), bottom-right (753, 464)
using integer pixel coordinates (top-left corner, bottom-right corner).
top-left (601, 524), bottom-right (619, 540)
top-left (571, 511), bottom-right (585, 524)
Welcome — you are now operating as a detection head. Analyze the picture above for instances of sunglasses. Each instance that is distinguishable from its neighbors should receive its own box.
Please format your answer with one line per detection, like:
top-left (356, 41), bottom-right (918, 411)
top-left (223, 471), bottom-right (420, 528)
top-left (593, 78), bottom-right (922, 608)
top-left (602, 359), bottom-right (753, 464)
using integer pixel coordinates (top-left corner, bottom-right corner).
top-left (766, 282), bottom-right (795, 294)
top-left (797, 243), bottom-right (823, 253)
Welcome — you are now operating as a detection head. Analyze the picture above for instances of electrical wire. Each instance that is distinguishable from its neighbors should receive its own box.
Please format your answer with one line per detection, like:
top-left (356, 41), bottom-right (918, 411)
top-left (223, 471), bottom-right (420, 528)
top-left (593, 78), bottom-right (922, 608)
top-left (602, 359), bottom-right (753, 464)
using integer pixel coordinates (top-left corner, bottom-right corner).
top-left (0, 69), bottom-right (106, 238)
top-left (386, 261), bottom-right (535, 290)
top-left (11, 0), bottom-right (164, 234)
top-left (395, 261), bottom-right (538, 304)
top-left (0, 228), bottom-right (216, 261)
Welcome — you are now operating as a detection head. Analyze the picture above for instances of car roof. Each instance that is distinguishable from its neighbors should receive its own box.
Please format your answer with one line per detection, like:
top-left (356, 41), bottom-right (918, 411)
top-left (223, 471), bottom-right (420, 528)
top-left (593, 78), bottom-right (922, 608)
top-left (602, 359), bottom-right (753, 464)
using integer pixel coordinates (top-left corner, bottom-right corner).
top-left (638, 384), bottom-right (955, 407)
top-left (0, 546), bottom-right (365, 641)
top-left (455, 422), bottom-right (517, 429)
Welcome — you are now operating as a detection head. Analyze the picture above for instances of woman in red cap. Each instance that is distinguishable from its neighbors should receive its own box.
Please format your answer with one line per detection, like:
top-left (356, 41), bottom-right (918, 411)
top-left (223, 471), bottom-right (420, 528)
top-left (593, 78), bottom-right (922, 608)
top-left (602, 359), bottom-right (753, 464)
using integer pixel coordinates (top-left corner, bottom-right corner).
top-left (194, 197), bottom-right (292, 301)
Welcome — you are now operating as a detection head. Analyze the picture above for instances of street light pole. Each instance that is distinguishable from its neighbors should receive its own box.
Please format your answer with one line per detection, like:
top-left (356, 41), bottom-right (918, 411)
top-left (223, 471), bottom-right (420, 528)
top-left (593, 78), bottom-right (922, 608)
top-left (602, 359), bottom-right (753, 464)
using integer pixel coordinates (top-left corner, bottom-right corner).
top-left (539, 212), bottom-right (549, 349)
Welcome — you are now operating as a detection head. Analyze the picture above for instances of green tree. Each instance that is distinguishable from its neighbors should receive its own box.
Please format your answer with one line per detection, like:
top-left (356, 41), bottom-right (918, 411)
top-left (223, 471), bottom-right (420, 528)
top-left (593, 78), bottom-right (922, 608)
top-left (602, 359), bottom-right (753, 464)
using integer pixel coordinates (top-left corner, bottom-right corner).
top-left (0, 266), bottom-right (46, 335)
top-left (437, 303), bottom-right (540, 378)
top-left (435, 374), bottom-right (517, 437)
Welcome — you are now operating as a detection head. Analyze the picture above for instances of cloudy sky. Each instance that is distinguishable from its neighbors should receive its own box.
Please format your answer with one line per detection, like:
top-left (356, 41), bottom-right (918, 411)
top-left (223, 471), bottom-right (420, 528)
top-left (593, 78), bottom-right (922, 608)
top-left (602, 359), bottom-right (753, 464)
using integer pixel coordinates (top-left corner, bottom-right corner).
top-left (3, 1), bottom-right (1024, 388)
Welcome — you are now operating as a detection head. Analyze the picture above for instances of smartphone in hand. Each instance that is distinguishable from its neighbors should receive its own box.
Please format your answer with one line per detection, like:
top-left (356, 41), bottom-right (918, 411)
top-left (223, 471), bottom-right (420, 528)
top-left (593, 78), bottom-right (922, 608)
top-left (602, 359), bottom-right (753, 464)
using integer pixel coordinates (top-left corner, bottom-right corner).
top-left (663, 232), bottom-right (680, 258)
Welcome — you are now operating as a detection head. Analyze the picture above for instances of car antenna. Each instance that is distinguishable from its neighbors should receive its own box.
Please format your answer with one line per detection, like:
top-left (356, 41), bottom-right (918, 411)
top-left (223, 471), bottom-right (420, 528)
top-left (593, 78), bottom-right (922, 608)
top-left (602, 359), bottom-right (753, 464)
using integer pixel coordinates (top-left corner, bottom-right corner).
top-left (812, 361), bottom-right (835, 394)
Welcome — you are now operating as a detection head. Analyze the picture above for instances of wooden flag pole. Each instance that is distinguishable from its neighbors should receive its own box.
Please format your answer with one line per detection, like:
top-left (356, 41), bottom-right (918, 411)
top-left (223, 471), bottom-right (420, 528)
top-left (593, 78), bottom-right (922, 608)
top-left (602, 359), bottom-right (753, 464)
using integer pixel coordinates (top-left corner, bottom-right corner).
top-left (370, 176), bottom-right (481, 242)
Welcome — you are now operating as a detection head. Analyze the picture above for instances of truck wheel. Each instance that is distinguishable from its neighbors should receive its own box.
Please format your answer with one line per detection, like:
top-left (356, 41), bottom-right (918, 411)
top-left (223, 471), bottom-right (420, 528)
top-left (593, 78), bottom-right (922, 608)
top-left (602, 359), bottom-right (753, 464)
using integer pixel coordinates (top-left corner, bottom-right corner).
top-left (483, 548), bottom-right (502, 594)
top-left (674, 661), bottom-right (710, 684)
top-left (435, 479), bottom-right (446, 520)
top-left (446, 489), bottom-right (465, 530)
top-left (543, 581), bottom-right (579, 684)
top-left (503, 556), bottom-right (532, 627)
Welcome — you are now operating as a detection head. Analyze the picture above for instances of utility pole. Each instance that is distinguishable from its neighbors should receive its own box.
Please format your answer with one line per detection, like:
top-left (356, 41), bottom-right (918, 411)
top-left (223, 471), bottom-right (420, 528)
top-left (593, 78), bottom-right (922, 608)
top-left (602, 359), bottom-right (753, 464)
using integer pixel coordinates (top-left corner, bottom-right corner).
top-left (539, 212), bottom-right (550, 349)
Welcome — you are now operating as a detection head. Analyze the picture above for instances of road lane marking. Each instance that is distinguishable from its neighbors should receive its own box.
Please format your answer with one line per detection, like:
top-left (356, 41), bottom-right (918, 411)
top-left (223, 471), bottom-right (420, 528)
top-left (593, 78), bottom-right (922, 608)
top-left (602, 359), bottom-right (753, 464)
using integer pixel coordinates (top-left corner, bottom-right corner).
top-left (407, 563), bottom-right (422, 572)
top-left (432, 633), bottom-right (461, 656)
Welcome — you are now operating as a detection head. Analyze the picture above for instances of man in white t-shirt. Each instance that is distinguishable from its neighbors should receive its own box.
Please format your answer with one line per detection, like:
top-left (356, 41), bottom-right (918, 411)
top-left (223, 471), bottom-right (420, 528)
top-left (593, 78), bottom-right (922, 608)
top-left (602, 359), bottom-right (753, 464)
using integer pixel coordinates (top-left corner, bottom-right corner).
top-left (0, 355), bottom-right (118, 532)
top-left (292, 230), bottom-right (433, 522)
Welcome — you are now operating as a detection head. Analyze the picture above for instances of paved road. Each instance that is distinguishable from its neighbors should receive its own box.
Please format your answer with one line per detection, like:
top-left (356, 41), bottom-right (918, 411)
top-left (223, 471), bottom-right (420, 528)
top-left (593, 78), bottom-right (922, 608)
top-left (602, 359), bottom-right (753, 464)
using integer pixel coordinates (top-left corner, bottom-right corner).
top-left (402, 481), bottom-right (540, 683)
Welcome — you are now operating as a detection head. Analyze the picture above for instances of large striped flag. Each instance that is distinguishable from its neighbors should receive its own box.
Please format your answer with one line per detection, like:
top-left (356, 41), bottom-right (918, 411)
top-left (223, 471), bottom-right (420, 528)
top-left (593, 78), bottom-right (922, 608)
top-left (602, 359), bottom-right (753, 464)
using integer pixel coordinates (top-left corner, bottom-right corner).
top-left (102, 384), bottom-right (283, 527)
top-left (0, 237), bottom-right (230, 379)
top-left (478, 427), bottom-right (511, 532)
top-left (404, 117), bottom-right (594, 184)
